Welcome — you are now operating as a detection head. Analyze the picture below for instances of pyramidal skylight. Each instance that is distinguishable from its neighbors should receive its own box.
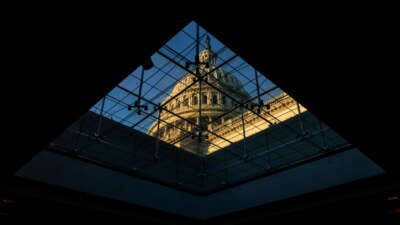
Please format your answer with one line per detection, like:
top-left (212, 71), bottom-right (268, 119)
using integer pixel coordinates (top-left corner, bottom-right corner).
top-left (44, 21), bottom-right (354, 193)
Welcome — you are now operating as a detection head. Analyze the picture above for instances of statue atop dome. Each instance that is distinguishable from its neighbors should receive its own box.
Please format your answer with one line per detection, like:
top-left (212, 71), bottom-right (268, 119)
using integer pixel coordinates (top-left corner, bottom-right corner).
top-left (205, 35), bottom-right (211, 50)
top-left (199, 35), bottom-right (216, 68)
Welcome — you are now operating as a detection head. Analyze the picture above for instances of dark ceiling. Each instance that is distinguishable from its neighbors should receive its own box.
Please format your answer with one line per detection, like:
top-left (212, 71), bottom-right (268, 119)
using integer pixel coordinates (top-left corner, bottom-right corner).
top-left (1, 6), bottom-right (399, 223)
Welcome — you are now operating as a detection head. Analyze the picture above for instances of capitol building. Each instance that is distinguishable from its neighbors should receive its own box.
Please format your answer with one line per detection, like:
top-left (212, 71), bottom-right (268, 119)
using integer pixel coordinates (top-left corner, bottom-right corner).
top-left (148, 37), bottom-right (305, 155)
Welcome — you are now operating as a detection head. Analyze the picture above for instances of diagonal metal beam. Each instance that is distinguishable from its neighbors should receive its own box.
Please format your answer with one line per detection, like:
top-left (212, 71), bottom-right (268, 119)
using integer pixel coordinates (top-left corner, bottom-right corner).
top-left (153, 105), bottom-right (234, 145)
top-left (206, 86), bottom-right (279, 126)
top-left (117, 85), bottom-right (234, 146)
top-left (125, 92), bottom-right (328, 166)
top-left (156, 49), bottom-right (238, 106)
top-left (147, 112), bottom-right (192, 142)
top-left (202, 77), bottom-right (244, 105)
top-left (201, 78), bottom-right (326, 151)
top-left (130, 108), bottom-right (158, 129)
top-left (113, 87), bottom-right (275, 171)
top-left (157, 50), bottom-right (238, 82)
top-left (248, 107), bottom-right (326, 151)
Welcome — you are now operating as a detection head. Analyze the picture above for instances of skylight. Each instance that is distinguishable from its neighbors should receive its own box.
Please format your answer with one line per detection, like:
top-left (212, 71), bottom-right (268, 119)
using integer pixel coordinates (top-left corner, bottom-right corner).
top-left (46, 21), bottom-right (352, 194)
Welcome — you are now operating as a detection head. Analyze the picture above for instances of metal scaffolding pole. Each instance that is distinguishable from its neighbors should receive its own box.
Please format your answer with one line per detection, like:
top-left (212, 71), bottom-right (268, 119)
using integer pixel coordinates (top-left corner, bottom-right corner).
top-left (222, 150), bottom-right (228, 185)
top-left (264, 130), bottom-right (271, 169)
top-left (297, 101), bottom-right (305, 134)
top-left (118, 85), bottom-right (234, 146)
top-left (137, 67), bottom-right (145, 114)
top-left (129, 67), bottom-right (148, 115)
top-left (319, 119), bottom-right (328, 151)
top-left (257, 108), bottom-right (324, 151)
top-left (240, 105), bottom-right (248, 158)
top-left (198, 74), bottom-right (325, 152)
top-left (73, 115), bottom-right (87, 153)
top-left (207, 86), bottom-right (278, 127)
top-left (176, 151), bottom-right (181, 185)
top-left (199, 157), bottom-right (207, 187)
top-left (196, 23), bottom-right (203, 145)
top-left (106, 39), bottom-right (194, 115)
top-left (254, 69), bottom-right (263, 110)
top-left (155, 50), bottom-right (237, 108)
top-left (110, 86), bottom-right (321, 173)
top-left (154, 104), bottom-right (161, 161)
top-left (95, 97), bottom-right (106, 137)
top-left (209, 138), bottom-right (351, 177)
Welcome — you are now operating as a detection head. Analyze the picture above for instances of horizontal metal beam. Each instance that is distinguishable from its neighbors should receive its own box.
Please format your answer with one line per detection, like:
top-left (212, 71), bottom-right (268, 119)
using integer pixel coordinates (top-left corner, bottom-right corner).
top-left (117, 85), bottom-right (234, 146)
top-left (208, 127), bottom-right (334, 175)
top-left (206, 86), bottom-right (279, 126)
top-left (156, 50), bottom-right (237, 107)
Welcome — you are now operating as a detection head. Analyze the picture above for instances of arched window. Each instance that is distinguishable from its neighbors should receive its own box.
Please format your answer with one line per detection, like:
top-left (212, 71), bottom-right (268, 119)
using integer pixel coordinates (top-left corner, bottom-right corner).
top-left (202, 93), bottom-right (207, 105)
top-left (222, 95), bottom-right (226, 105)
top-left (192, 94), bottom-right (198, 105)
top-left (212, 93), bottom-right (218, 105)
top-left (183, 95), bottom-right (188, 106)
